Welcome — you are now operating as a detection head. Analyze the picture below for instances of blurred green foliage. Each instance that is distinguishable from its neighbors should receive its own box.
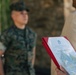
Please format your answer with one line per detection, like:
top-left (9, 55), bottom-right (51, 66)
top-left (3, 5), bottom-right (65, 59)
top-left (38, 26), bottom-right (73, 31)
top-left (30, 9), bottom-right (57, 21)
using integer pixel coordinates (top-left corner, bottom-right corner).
top-left (0, 0), bottom-right (11, 32)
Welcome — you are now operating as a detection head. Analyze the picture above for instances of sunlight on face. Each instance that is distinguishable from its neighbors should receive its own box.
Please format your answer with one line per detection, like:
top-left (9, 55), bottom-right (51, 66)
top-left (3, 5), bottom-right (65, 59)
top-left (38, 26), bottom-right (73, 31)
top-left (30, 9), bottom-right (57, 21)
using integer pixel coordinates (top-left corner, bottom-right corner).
top-left (11, 10), bottom-right (28, 25)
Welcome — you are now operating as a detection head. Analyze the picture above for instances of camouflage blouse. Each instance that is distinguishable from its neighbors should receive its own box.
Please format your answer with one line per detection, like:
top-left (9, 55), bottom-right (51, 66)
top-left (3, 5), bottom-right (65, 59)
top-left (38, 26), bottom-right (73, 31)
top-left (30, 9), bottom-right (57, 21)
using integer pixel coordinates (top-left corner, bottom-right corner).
top-left (0, 25), bottom-right (37, 75)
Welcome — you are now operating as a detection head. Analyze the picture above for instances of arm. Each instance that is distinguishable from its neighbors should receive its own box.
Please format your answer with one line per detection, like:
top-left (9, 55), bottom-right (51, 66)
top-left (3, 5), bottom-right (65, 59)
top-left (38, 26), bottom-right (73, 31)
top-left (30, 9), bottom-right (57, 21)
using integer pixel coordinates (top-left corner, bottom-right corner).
top-left (31, 32), bottom-right (37, 67)
top-left (0, 30), bottom-right (11, 75)
top-left (32, 47), bottom-right (36, 66)
top-left (56, 66), bottom-right (69, 75)
top-left (0, 51), bottom-right (4, 75)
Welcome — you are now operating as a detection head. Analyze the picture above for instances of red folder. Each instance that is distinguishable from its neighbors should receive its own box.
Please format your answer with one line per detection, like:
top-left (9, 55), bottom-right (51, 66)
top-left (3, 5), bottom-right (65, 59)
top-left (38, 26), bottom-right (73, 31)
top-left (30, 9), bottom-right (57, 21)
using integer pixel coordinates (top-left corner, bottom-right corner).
top-left (42, 37), bottom-right (60, 69)
top-left (42, 37), bottom-right (76, 75)
top-left (42, 37), bottom-right (75, 70)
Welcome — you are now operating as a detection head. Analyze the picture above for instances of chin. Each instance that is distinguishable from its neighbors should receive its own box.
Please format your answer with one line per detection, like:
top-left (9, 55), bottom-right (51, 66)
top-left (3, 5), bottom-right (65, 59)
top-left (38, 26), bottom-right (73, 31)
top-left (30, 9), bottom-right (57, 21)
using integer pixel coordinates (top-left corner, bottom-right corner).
top-left (20, 21), bottom-right (27, 25)
top-left (23, 22), bottom-right (28, 25)
top-left (24, 21), bottom-right (28, 25)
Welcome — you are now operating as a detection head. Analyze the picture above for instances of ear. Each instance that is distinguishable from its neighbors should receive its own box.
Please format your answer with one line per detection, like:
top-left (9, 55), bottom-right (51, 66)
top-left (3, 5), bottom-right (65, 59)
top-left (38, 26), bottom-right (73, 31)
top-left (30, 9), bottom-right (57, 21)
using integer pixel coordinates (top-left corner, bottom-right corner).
top-left (11, 11), bottom-right (16, 21)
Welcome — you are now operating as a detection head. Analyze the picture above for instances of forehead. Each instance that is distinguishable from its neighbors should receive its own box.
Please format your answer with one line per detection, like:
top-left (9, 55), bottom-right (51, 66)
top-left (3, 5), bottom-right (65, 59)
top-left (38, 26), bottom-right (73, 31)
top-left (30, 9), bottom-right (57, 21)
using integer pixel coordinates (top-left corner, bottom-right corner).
top-left (12, 10), bottom-right (28, 14)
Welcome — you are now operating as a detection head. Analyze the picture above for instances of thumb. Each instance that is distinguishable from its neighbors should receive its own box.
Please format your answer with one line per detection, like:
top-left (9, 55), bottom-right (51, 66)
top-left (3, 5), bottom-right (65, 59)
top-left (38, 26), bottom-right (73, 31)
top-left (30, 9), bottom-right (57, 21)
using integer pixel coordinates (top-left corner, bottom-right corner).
top-left (60, 66), bottom-right (64, 70)
top-left (60, 66), bottom-right (69, 74)
top-left (60, 66), bottom-right (66, 72)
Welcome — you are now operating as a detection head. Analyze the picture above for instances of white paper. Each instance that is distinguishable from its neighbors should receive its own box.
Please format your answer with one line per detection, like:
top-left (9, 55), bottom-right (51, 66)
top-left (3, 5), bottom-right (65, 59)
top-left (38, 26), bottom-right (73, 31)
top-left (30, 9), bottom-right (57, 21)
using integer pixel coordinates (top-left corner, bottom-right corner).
top-left (48, 37), bottom-right (76, 75)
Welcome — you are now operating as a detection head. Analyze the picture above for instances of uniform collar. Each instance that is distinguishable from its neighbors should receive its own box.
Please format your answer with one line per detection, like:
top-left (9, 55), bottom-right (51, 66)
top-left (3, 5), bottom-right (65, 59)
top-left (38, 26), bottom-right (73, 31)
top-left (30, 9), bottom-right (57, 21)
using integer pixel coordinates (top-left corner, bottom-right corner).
top-left (13, 24), bottom-right (26, 31)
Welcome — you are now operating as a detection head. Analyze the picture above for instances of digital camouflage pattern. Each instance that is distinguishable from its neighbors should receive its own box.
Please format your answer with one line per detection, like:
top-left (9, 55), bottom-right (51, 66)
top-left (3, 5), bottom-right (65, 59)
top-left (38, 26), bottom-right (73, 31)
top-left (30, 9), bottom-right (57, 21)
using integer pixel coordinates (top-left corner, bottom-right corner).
top-left (0, 25), bottom-right (37, 75)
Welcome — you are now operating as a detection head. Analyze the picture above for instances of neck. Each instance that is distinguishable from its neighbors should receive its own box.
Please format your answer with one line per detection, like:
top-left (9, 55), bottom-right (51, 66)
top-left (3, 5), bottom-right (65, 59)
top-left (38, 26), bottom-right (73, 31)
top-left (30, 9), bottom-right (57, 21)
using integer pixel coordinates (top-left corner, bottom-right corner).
top-left (14, 22), bottom-right (26, 29)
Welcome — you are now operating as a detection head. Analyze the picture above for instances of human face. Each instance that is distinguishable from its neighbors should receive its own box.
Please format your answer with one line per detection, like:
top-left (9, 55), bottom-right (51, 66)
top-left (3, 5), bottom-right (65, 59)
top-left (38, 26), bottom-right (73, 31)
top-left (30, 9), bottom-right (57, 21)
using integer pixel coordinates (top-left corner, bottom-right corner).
top-left (73, 0), bottom-right (76, 8)
top-left (11, 10), bottom-right (28, 25)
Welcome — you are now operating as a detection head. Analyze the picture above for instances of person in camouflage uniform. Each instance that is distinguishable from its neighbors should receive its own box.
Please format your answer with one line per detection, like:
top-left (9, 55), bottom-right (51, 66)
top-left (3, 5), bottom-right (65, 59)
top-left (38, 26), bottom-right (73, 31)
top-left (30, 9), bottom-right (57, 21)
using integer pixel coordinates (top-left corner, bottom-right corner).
top-left (0, 1), bottom-right (37, 75)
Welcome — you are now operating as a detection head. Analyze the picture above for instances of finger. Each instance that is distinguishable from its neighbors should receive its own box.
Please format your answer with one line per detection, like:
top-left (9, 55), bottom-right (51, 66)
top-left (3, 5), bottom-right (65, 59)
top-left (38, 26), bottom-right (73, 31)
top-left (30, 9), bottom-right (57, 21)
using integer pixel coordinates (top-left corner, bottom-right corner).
top-left (60, 66), bottom-right (66, 72)
top-left (60, 66), bottom-right (69, 74)
top-left (55, 67), bottom-right (60, 73)
top-left (56, 68), bottom-right (64, 75)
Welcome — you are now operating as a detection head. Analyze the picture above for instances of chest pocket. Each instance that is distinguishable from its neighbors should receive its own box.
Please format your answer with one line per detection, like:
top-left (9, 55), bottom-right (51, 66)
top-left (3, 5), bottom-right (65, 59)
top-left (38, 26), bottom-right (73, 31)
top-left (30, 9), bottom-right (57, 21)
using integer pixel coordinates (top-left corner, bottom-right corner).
top-left (27, 37), bottom-right (34, 52)
top-left (11, 35), bottom-right (25, 50)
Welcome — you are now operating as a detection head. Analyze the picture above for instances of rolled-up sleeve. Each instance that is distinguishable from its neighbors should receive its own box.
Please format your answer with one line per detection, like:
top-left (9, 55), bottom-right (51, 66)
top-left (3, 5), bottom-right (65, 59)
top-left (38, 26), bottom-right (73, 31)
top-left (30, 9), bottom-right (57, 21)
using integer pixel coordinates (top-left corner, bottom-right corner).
top-left (0, 42), bottom-right (6, 52)
top-left (0, 31), bottom-right (11, 52)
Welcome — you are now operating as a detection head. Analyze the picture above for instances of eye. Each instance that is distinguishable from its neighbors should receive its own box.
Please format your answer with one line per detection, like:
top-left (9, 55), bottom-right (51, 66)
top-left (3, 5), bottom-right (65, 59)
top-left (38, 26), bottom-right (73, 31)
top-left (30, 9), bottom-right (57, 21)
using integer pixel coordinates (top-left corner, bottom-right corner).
top-left (20, 12), bottom-right (28, 15)
top-left (20, 12), bottom-right (23, 15)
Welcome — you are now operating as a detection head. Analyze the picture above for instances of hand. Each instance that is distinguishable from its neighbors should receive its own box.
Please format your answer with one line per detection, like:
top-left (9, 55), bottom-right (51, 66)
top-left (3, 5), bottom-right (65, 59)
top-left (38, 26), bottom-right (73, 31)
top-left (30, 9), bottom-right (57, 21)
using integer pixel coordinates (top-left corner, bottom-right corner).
top-left (56, 66), bottom-right (69, 75)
